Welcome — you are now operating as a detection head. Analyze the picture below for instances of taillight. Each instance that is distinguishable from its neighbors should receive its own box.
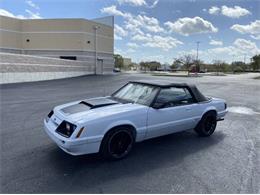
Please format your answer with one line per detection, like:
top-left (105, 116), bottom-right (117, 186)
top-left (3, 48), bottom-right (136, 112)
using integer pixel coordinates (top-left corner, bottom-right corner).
top-left (47, 110), bottom-right (54, 118)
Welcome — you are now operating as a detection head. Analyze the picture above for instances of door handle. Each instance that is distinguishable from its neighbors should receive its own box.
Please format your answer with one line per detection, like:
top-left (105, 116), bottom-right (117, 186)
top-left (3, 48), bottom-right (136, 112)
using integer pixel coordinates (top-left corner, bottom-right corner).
top-left (185, 107), bottom-right (192, 111)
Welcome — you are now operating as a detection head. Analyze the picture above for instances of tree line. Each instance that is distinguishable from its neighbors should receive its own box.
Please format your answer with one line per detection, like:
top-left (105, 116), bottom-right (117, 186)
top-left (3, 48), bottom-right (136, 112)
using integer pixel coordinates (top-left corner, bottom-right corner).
top-left (114, 54), bottom-right (260, 73)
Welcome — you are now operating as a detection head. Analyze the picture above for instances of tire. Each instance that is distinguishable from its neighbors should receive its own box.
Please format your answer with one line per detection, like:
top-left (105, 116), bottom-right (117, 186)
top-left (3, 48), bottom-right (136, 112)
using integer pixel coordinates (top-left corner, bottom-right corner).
top-left (100, 127), bottom-right (135, 160)
top-left (194, 111), bottom-right (217, 137)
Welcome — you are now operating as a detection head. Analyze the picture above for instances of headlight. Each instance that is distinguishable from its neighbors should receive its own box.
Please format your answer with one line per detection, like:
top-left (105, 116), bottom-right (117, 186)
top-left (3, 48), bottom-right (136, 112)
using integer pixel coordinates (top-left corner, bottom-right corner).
top-left (56, 121), bottom-right (77, 137)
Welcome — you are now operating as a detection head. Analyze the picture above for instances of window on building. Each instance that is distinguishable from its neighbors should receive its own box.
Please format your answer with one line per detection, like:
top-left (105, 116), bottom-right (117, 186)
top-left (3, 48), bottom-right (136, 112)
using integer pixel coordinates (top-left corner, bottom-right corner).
top-left (60, 56), bottom-right (77, 60)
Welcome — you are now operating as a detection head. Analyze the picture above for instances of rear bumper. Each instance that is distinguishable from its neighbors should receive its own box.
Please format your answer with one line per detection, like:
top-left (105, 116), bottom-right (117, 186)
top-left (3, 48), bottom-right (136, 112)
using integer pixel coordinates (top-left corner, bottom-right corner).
top-left (44, 119), bottom-right (102, 155)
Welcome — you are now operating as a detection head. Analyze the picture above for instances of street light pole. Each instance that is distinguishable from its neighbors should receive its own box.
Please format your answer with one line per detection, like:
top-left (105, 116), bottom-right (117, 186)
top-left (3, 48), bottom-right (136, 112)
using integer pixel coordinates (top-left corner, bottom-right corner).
top-left (93, 25), bottom-right (100, 75)
top-left (196, 41), bottom-right (200, 62)
top-left (196, 41), bottom-right (200, 73)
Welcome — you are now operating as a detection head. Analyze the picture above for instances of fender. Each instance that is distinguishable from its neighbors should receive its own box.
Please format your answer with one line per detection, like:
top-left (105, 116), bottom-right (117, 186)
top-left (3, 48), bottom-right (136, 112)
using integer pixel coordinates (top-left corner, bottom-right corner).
top-left (103, 120), bottom-right (146, 142)
top-left (201, 106), bottom-right (217, 118)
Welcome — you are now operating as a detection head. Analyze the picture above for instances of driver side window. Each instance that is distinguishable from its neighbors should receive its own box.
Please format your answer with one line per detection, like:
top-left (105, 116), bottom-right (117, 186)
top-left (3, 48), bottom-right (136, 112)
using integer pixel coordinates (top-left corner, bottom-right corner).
top-left (153, 87), bottom-right (194, 109)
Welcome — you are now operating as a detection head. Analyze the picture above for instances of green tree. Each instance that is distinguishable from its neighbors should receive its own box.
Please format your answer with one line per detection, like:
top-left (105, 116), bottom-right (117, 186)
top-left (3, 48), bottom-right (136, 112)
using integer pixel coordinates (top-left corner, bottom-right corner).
top-left (251, 54), bottom-right (260, 71)
top-left (139, 61), bottom-right (161, 71)
top-left (213, 60), bottom-right (231, 74)
top-left (231, 61), bottom-right (246, 73)
top-left (114, 54), bottom-right (124, 70)
top-left (171, 59), bottom-right (182, 70)
top-left (140, 61), bottom-right (149, 72)
top-left (175, 55), bottom-right (196, 75)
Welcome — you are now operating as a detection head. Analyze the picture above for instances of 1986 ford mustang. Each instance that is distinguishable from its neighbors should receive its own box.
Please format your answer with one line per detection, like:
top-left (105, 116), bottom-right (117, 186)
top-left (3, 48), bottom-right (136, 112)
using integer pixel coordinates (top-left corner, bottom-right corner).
top-left (44, 80), bottom-right (228, 160)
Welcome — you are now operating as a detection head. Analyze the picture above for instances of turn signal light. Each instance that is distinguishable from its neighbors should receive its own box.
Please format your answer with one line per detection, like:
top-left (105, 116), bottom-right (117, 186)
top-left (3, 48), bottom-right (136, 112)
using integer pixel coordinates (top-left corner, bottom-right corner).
top-left (76, 127), bottom-right (85, 138)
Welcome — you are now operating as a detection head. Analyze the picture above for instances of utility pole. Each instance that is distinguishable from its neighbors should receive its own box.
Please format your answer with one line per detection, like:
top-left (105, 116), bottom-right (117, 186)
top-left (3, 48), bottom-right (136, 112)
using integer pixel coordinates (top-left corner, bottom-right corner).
top-left (196, 41), bottom-right (200, 73)
top-left (244, 54), bottom-right (246, 64)
top-left (93, 25), bottom-right (100, 75)
top-left (196, 41), bottom-right (200, 61)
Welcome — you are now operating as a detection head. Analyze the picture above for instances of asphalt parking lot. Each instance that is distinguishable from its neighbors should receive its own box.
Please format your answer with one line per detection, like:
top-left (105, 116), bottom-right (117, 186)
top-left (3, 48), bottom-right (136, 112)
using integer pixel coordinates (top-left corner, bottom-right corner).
top-left (1, 73), bottom-right (260, 193)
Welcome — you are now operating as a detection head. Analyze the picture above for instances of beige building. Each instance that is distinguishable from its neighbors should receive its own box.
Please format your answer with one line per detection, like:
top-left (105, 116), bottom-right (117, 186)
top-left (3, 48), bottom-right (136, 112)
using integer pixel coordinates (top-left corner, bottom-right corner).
top-left (0, 15), bottom-right (114, 74)
top-left (123, 57), bottom-right (132, 68)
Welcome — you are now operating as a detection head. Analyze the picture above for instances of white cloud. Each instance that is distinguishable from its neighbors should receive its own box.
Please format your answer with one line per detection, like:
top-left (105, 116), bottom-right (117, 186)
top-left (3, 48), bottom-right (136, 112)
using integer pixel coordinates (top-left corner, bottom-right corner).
top-left (209, 6), bottom-right (220, 15)
top-left (25, 9), bottom-right (41, 19)
top-left (233, 38), bottom-right (259, 54)
top-left (114, 24), bottom-right (128, 40)
top-left (0, 8), bottom-right (41, 19)
top-left (209, 39), bottom-right (223, 46)
top-left (127, 42), bottom-right (139, 48)
top-left (208, 38), bottom-right (259, 59)
top-left (250, 35), bottom-right (260, 40)
top-left (101, 5), bottom-right (164, 34)
top-left (132, 33), bottom-right (183, 51)
top-left (124, 14), bottom-right (164, 33)
top-left (164, 16), bottom-right (218, 36)
top-left (114, 34), bottom-right (123, 40)
top-left (101, 5), bottom-right (127, 17)
top-left (118, 0), bottom-right (146, 6)
top-left (148, 0), bottom-right (159, 8)
top-left (126, 48), bottom-right (136, 53)
top-left (231, 20), bottom-right (260, 37)
top-left (26, 0), bottom-right (40, 10)
top-left (221, 5), bottom-right (251, 18)
top-left (0, 9), bottom-right (23, 18)
top-left (207, 5), bottom-right (251, 18)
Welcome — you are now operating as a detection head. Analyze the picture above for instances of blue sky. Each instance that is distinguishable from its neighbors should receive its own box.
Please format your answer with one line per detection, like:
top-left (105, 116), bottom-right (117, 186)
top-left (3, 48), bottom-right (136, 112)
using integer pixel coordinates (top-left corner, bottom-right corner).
top-left (1, 0), bottom-right (259, 64)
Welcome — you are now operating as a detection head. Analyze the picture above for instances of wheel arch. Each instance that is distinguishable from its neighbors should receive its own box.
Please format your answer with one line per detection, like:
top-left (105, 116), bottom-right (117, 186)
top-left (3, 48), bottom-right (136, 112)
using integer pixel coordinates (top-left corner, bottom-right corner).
top-left (99, 122), bottom-right (137, 153)
top-left (201, 106), bottom-right (217, 118)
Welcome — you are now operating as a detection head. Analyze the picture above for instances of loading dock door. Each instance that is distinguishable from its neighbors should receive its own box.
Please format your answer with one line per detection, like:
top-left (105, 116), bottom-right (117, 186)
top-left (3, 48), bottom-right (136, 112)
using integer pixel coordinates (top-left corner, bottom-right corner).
top-left (97, 59), bottom-right (103, 75)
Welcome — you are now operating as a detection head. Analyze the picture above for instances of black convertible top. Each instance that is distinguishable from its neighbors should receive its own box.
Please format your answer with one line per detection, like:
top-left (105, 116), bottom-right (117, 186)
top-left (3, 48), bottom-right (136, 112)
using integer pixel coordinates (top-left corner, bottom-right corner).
top-left (129, 80), bottom-right (208, 102)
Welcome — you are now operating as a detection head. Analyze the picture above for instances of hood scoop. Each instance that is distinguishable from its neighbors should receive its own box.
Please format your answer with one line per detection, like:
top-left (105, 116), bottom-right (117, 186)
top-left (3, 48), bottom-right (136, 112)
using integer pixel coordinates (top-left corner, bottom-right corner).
top-left (61, 97), bottom-right (119, 114)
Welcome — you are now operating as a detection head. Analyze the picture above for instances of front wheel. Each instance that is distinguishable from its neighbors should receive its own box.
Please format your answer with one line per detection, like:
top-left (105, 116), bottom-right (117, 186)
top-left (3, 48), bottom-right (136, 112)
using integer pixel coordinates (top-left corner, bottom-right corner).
top-left (100, 127), bottom-right (135, 160)
top-left (194, 111), bottom-right (217, 137)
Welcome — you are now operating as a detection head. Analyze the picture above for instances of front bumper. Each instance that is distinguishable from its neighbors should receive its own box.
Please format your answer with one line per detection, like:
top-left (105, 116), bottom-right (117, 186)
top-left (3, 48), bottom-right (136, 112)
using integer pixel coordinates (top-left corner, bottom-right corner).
top-left (44, 119), bottom-right (103, 155)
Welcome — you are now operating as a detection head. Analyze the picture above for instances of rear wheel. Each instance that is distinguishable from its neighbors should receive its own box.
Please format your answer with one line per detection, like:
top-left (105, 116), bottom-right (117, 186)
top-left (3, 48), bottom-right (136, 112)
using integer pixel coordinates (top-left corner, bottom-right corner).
top-left (100, 127), bottom-right (135, 160)
top-left (194, 111), bottom-right (217, 137)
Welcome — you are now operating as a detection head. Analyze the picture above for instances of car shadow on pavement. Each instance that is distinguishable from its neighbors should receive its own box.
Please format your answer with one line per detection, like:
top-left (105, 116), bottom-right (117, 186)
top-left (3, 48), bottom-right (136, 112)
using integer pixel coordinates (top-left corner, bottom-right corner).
top-left (44, 130), bottom-right (226, 193)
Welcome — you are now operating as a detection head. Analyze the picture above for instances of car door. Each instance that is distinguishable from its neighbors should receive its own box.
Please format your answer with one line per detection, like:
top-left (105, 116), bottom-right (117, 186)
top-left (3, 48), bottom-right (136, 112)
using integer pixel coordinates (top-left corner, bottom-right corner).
top-left (145, 87), bottom-right (198, 139)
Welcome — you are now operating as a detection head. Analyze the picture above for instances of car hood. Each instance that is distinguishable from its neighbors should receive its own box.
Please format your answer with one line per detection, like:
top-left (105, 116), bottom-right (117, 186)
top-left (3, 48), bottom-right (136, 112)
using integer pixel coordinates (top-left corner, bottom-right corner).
top-left (54, 97), bottom-right (147, 123)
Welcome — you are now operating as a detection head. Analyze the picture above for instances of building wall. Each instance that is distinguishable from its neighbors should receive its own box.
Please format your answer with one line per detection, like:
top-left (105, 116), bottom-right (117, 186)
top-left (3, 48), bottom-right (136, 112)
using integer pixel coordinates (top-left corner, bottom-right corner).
top-left (123, 57), bottom-right (132, 67)
top-left (0, 15), bottom-right (114, 75)
top-left (0, 52), bottom-right (94, 84)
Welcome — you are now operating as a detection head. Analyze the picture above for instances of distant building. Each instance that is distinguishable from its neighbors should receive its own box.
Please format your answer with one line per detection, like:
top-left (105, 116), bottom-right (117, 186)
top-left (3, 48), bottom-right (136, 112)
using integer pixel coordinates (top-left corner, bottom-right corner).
top-left (0, 15), bottom-right (114, 74)
top-left (123, 57), bottom-right (132, 68)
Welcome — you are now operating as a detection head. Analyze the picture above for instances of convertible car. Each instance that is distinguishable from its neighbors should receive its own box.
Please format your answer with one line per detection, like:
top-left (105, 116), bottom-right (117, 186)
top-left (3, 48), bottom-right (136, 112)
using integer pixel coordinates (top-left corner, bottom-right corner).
top-left (44, 80), bottom-right (228, 160)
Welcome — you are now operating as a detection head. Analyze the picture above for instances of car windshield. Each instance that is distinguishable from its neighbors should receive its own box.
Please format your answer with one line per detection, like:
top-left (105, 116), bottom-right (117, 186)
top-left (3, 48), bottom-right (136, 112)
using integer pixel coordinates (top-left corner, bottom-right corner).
top-left (112, 83), bottom-right (159, 106)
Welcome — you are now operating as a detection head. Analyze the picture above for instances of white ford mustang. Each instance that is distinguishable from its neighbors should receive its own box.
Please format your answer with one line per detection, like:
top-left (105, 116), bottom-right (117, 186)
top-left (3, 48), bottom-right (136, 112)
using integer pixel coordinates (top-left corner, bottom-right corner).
top-left (44, 80), bottom-right (228, 160)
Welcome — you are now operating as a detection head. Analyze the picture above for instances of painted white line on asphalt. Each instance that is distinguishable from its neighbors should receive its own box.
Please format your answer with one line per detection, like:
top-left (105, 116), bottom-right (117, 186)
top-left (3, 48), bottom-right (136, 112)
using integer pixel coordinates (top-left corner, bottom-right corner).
top-left (228, 106), bottom-right (260, 115)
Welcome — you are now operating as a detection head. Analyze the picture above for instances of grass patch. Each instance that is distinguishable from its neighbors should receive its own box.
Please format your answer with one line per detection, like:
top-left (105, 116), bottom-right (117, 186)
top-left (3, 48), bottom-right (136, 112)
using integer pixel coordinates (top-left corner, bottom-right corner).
top-left (253, 76), bottom-right (260, 79)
